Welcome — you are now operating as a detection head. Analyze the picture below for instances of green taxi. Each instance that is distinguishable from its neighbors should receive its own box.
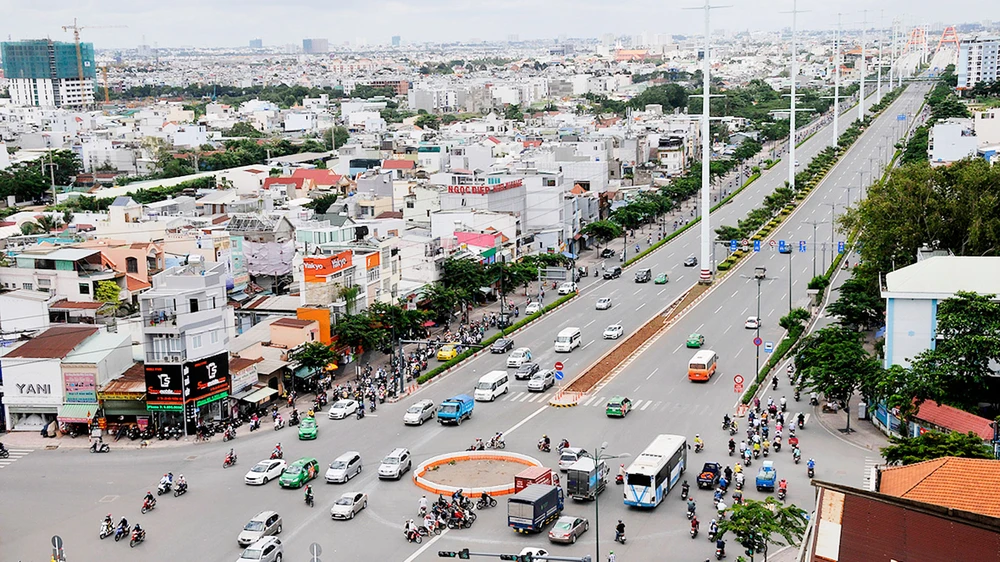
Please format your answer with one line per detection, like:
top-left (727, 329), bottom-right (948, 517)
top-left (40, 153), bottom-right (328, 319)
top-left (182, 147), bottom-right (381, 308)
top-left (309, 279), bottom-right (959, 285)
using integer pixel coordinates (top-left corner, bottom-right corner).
top-left (654, 273), bottom-right (669, 284)
top-left (279, 457), bottom-right (320, 488)
top-left (606, 396), bottom-right (633, 418)
top-left (298, 417), bottom-right (318, 440)
top-left (686, 333), bottom-right (706, 348)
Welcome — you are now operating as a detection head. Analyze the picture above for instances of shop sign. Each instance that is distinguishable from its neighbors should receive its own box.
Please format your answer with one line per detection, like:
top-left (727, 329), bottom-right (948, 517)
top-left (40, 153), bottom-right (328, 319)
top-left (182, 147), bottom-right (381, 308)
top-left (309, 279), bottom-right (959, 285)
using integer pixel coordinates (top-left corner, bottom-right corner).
top-left (366, 252), bottom-right (381, 270)
top-left (97, 392), bottom-right (145, 401)
top-left (14, 383), bottom-right (53, 395)
top-left (186, 352), bottom-right (230, 402)
top-left (304, 251), bottom-right (353, 283)
top-left (196, 392), bottom-right (228, 408)
top-left (446, 179), bottom-right (523, 195)
top-left (64, 373), bottom-right (97, 403)
top-left (146, 403), bottom-right (183, 412)
top-left (145, 363), bottom-right (184, 405)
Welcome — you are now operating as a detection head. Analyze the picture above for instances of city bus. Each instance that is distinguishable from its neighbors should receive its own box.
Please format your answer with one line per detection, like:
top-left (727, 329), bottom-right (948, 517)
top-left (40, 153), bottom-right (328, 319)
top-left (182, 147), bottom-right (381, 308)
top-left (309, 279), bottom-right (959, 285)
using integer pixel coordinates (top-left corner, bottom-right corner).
top-left (688, 349), bottom-right (718, 381)
top-left (623, 434), bottom-right (687, 508)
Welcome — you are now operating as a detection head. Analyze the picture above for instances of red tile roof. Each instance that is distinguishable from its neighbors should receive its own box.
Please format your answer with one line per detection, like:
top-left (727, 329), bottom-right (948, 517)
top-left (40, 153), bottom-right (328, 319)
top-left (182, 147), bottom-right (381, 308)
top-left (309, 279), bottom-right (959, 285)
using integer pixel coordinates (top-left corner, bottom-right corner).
top-left (913, 400), bottom-right (994, 440)
top-left (272, 317), bottom-right (315, 329)
top-left (49, 300), bottom-right (104, 310)
top-left (263, 177), bottom-right (305, 190)
top-left (230, 356), bottom-right (262, 372)
top-left (291, 169), bottom-right (342, 185)
top-left (878, 457), bottom-right (1000, 518)
top-left (382, 159), bottom-right (415, 170)
top-left (126, 274), bottom-right (152, 292)
top-left (375, 211), bottom-right (403, 219)
top-left (5, 326), bottom-right (98, 358)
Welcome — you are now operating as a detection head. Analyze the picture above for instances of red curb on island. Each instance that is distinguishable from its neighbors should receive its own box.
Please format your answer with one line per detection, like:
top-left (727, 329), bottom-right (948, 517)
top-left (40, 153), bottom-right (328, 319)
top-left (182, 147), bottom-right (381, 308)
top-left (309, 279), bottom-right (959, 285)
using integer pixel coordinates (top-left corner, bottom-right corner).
top-left (412, 451), bottom-right (542, 497)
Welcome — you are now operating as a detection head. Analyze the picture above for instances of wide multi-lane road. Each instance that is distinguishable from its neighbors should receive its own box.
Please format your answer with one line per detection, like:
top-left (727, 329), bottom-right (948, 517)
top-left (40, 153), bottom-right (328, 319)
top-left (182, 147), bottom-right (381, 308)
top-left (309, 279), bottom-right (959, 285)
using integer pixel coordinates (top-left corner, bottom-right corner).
top-left (0, 87), bottom-right (924, 562)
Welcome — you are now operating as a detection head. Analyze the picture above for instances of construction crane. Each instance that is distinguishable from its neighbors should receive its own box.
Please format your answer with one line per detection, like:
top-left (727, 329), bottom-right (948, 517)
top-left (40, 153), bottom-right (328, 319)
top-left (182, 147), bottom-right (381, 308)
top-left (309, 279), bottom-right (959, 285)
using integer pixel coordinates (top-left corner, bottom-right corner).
top-left (61, 18), bottom-right (127, 82)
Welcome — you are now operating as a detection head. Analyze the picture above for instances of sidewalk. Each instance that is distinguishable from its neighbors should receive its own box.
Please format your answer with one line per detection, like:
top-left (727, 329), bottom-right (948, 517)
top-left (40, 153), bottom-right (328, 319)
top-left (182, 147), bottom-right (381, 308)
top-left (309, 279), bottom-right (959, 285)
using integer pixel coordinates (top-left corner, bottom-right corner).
top-left (811, 394), bottom-right (889, 454)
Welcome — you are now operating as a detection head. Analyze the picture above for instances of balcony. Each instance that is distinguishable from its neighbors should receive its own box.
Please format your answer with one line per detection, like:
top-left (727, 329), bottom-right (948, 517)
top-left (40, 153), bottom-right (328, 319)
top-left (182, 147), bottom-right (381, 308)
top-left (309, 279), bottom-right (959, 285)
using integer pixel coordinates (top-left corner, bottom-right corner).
top-left (145, 350), bottom-right (187, 364)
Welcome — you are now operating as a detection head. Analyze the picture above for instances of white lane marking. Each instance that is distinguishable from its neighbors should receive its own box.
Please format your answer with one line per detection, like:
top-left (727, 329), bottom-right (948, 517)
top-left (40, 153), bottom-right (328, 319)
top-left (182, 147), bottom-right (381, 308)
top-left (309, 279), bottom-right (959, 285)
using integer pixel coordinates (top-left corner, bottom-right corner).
top-left (402, 528), bottom-right (451, 562)
top-left (724, 325), bottom-right (732, 334)
top-left (732, 290), bottom-right (740, 298)
top-left (673, 344), bottom-right (683, 353)
top-left (657, 288), bottom-right (667, 295)
top-left (715, 305), bottom-right (724, 313)
top-left (735, 348), bottom-right (744, 358)
top-left (582, 395), bottom-right (597, 406)
top-left (509, 392), bottom-right (524, 402)
top-left (631, 400), bottom-right (643, 409)
top-left (584, 319), bottom-right (596, 329)
top-left (582, 340), bottom-right (594, 349)
top-left (633, 288), bottom-right (643, 295)
top-left (641, 401), bottom-right (653, 411)
top-left (636, 303), bottom-right (646, 311)
top-left (647, 368), bottom-right (659, 380)
top-left (519, 393), bottom-right (532, 402)
top-left (634, 386), bottom-right (641, 392)
top-left (503, 404), bottom-right (550, 436)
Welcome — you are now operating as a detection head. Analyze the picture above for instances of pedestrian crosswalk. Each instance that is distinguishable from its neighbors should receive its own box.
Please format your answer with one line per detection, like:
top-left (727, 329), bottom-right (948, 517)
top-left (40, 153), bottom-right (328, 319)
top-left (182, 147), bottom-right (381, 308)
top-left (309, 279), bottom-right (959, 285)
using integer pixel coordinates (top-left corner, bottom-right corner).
top-left (0, 448), bottom-right (33, 469)
top-left (500, 391), bottom-right (668, 414)
top-left (862, 457), bottom-right (880, 491)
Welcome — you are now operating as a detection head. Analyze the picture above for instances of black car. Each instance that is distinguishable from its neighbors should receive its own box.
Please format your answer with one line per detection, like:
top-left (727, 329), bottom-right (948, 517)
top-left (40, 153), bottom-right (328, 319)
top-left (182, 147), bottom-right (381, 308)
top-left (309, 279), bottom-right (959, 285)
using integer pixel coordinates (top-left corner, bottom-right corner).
top-left (515, 362), bottom-right (541, 380)
top-left (491, 337), bottom-right (514, 354)
top-left (634, 268), bottom-right (651, 283)
top-left (599, 248), bottom-right (616, 259)
top-left (683, 255), bottom-right (698, 267)
top-left (603, 266), bottom-right (622, 280)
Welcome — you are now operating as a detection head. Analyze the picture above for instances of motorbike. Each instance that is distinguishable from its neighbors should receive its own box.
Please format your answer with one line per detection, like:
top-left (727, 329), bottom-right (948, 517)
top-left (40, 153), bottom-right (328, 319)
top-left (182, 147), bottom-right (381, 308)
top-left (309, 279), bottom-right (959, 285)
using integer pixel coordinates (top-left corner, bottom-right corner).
top-left (681, 483), bottom-right (689, 500)
top-left (690, 526), bottom-right (699, 539)
top-left (129, 528), bottom-right (145, 548)
top-left (90, 442), bottom-right (111, 453)
top-left (762, 447), bottom-right (769, 458)
top-left (694, 442), bottom-right (704, 453)
top-left (270, 450), bottom-right (283, 460)
top-left (615, 531), bottom-right (627, 544)
top-left (224, 453), bottom-right (238, 468)
top-left (728, 443), bottom-right (735, 457)
top-left (708, 528), bottom-right (717, 542)
top-left (809, 394), bottom-right (820, 406)
top-left (405, 529), bottom-right (422, 543)
top-left (305, 494), bottom-right (314, 508)
top-left (793, 453), bottom-right (801, 465)
top-left (174, 483), bottom-right (188, 497)
top-left (223, 428), bottom-right (236, 442)
top-left (615, 474), bottom-right (624, 485)
top-left (794, 390), bottom-right (800, 402)
top-left (356, 408), bottom-right (365, 420)
top-left (486, 439), bottom-right (506, 450)
top-left (417, 524), bottom-right (441, 536)
top-left (537, 440), bottom-right (550, 453)
top-left (114, 523), bottom-right (129, 542)
top-left (156, 481), bottom-right (172, 496)
top-left (729, 425), bottom-right (738, 436)
top-left (475, 494), bottom-right (497, 510)
top-left (140, 498), bottom-right (156, 514)
top-left (0, 448), bottom-right (8, 459)
top-left (100, 520), bottom-right (114, 539)
top-left (808, 466), bottom-right (815, 478)
top-left (778, 487), bottom-right (787, 502)
top-left (686, 505), bottom-right (695, 520)
top-left (716, 546), bottom-right (726, 560)
top-left (274, 419), bottom-right (285, 431)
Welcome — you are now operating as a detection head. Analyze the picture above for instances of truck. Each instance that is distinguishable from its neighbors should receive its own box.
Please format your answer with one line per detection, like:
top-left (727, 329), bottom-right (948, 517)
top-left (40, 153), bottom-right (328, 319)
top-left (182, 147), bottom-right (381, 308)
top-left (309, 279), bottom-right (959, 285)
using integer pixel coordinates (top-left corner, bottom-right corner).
top-left (696, 462), bottom-right (722, 489)
top-left (508, 484), bottom-right (564, 533)
top-left (436, 394), bottom-right (474, 425)
top-left (756, 460), bottom-right (777, 492)
top-left (514, 466), bottom-right (557, 494)
top-left (565, 457), bottom-right (608, 500)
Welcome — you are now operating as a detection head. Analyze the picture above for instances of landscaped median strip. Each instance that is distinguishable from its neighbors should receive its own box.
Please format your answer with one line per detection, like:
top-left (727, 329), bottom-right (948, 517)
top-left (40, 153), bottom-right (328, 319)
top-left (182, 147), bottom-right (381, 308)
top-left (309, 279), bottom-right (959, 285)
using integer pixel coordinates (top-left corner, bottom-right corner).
top-left (413, 292), bottom-right (578, 388)
top-left (412, 451), bottom-right (542, 496)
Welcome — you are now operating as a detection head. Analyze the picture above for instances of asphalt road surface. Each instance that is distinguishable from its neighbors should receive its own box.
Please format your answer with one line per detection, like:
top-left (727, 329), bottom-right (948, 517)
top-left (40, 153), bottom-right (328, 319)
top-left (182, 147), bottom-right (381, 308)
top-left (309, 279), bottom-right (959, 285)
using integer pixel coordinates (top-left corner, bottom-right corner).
top-left (0, 85), bottom-right (927, 562)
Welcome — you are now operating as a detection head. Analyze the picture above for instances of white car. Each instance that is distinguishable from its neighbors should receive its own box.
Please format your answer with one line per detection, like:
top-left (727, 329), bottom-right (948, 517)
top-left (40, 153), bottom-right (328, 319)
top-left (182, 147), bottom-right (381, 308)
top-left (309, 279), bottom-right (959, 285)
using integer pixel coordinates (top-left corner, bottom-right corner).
top-left (603, 324), bottom-right (624, 339)
top-left (507, 347), bottom-right (532, 368)
top-left (595, 297), bottom-right (612, 310)
top-left (525, 302), bottom-right (542, 315)
top-left (328, 399), bottom-right (359, 420)
top-left (744, 316), bottom-right (761, 329)
top-left (528, 370), bottom-right (556, 392)
top-left (244, 459), bottom-right (287, 485)
top-left (330, 492), bottom-right (368, 520)
top-left (558, 447), bottom-right (587, 471)
top-left (557, 282), bottom-right (577, 295)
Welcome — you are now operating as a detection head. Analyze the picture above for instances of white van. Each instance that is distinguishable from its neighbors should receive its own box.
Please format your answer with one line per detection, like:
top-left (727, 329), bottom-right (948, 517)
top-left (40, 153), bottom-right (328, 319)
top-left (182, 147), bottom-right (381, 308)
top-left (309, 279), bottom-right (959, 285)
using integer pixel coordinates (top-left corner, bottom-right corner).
top-left (554, 327), bottom-right (582, 352)
top-left (474, 370), bottom-right (510, 401)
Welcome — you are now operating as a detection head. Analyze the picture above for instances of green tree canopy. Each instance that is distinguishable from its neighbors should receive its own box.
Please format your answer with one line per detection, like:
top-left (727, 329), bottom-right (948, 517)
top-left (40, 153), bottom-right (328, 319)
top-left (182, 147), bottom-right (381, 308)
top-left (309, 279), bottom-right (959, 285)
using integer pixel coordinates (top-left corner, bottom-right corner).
top-left (95, 280), bottom-right (121, 304)
top-left (415, 114), bottom-right (440, 130)
top-left (718, 497), bottom-right (809, 561)
top-left (293, 341), bottom-right (339, 372)
top-left (795, 326), bottom-right (882, 432)
top-left (305, 193), bottom-right (340, 215)
top-left (224, 122), bottom-right (264, 138)
top-left (881, 431), bottom-right (994, 465)
top-left (441, 258), bottom-right (489, 293)
top-left (420, 282), bottom-right (463, 323)
top-left (825, 276), bottom-right (885, 331)
top-left (581, 220), bottom-right (623, 247)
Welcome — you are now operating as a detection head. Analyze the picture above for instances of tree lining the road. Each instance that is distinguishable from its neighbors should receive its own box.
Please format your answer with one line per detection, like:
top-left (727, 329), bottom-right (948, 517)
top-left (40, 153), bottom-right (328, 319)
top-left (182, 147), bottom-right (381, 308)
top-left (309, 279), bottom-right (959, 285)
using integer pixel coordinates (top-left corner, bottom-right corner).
top-left (881, 430), bottom-right (995, 465)
top-left (717, 496), bottom-right (809, 562)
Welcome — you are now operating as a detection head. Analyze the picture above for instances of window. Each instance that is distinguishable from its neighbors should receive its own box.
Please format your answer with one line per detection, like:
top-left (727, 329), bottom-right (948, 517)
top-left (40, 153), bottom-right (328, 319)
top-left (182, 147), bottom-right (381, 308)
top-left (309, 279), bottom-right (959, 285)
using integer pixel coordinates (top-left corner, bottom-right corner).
top-left (22, 283), bottom-right (33, 290)
top-left (211, 331), bottom-right (219, 344)
top-left (189, 298), bottom-right (199, 313)
top-left (192, 335), bottom-right (203, 349)
top-left (406, 201), bottom-right (415, 209)
top-left (38, 278), bottom-right (51, 287)
top-left (79, 283), bottom-right (90, 295)
top-left (126, 257), bottom-right (138, 274)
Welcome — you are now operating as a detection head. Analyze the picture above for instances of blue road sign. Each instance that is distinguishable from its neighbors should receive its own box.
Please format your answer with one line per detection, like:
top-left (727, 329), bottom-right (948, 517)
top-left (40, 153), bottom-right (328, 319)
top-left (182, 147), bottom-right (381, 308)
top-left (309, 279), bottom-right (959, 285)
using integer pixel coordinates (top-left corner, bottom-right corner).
top-left (555, 370), bottom-right (564, 380)
top-left (778, 240), bottom-right (787, 253)
top-left (897, 114), bottom-right (907, 121)
top-left (753, 240), bottom-right (761, 252)
top-left (753, 337), bottom-right (763, 347)
top-left (764, 341), bottom-right (774, 353)
top-left (799, 240), bottom-right (807, 253)
top-left (838, 241), bottom-right (845, 254)
top-left (730, 240), bottom-right (738, 252)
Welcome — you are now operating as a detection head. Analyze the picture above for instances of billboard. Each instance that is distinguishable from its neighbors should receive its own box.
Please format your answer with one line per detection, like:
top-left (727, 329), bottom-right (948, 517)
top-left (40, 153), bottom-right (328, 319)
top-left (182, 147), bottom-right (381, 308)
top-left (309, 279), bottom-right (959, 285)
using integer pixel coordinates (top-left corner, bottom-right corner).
top-left (304, 251), bottom-right (352, 283)
top-left (145, 363), bottom-right (184, 406)
top-left (185, 352), bottom-right (230, 402)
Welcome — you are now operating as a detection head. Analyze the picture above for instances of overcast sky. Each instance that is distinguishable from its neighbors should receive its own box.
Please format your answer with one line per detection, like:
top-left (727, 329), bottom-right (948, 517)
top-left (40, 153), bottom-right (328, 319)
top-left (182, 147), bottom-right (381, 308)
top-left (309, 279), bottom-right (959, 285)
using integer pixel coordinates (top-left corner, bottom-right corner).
top-left (0, 0), bottom-right (983, 49)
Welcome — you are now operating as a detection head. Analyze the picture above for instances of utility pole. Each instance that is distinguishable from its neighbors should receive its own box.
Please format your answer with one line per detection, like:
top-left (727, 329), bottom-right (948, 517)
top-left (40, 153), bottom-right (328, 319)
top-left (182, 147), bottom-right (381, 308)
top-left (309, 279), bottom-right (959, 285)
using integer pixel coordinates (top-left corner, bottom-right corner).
top-left (859, 10), bottom-right (868, 122)
top-left (822, 202), bottom-right (839, 271)
top-left (877, 11), bottom-right (884, 103)
top-left (803, 220), bottom-right (827, 278)
top-left (783, 0), bottom-right (811, 188)
top-left (834, 14), bottom-right (842, 145)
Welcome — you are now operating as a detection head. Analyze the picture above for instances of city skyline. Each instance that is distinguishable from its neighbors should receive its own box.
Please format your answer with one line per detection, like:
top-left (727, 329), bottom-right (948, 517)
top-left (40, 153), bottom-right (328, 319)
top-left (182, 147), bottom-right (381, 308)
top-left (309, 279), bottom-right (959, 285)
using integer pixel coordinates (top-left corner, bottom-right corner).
top-left (0, 0), bottom-right (987, 49)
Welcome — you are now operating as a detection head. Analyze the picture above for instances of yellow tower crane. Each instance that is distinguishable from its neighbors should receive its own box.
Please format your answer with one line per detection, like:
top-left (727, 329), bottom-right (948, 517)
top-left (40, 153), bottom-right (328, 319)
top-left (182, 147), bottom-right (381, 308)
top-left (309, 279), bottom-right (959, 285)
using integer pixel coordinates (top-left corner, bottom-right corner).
top-left (61, 18), bottom-right (126, 82)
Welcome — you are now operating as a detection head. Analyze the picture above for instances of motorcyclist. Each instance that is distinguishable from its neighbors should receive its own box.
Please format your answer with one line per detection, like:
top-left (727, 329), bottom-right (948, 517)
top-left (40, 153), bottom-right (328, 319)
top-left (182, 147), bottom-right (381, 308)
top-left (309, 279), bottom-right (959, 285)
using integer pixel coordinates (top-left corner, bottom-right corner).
top-left (290, 409), bottom-right (299, 424)
top-left (474, 438), bottom-right (484, 451)
top-left (772, 375), bottom-right (779, 389)
top-left (117, 515), bottom-right (129, 532)
top-left (739, 439), bottom-right (747, 454)
top-left (735, 471), bottom-right (745, 489)
top-left (102, 513), bottom-right (114, 534)
top-left (452, 488), bottom-right (464, 505)
top-left (272, 443), bottom-right (282, 458)
top-left (779, 479), bottom-right (788, 494)
top-left (807, 458), bottom-right (816, 472)
top-left (728, 438), bottom-right (736, 455)
top-left (618, 463), bottom-right (626, 481)
top-left (733, 462), bottom-right (742, 474)
top-left (723, 413), bottom-right (731, 429)
top-left (793, 447), bottom-right (802, 462)
top-left (686, 497), bottom-right (697, 516)
top-left (797, 412), bottom-right (805, 427)
top-left (690, 515), bottom-right (700, 533)
top-left (274, 414), bottom-right (283, 428)
top-left (559, 438), bottom-right (570, 452)
top-left (226, 448), bottom-right (236, 463)
top-left (304, 484), bottom-right (314, 505)
top-left (423, 512), bottom-right (436, 532)
top-left (405, 518), bottom-right (418, 539)
top-left (159, 473), bottom-right (171, 489)
top-left (176, 474), bottom-right (187, 492)
top-left (709, 518), bottom-right (718, 537)
top-left (132, 522), bottom-right (144, 540)
top-left (419, 495), bottom-right (429, 515)
top-left (541, 434), bottom-right (551, 449)
top-left (681, 480), bottom-right (690, 498)
top-left (780, 396), bottom-right (787, 410)
top-left (694, 434), bottom-right (703, 451)
top-left (774, 435), bottom-right (782, 451)
top-left (716, 538), bottom-right (727, 556)
top-left (615, 519), bottom-right (625, 542)
top-left (492, 432), bottom-right (504, 448)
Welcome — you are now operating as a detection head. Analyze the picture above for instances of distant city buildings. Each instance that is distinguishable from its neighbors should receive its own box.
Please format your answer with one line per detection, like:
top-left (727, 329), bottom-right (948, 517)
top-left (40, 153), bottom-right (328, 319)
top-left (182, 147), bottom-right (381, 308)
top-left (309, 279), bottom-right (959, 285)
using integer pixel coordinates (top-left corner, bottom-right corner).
top-left (302, 38), bottom-right (329, 54)
top-left (391, 36), bottom-right (401, 47)
top-left (957, 36), bottom-right (999, 90)
top-left (249, 38), bottom-right (263, 49)
top-left (1, 39), bottom-right (96, 108)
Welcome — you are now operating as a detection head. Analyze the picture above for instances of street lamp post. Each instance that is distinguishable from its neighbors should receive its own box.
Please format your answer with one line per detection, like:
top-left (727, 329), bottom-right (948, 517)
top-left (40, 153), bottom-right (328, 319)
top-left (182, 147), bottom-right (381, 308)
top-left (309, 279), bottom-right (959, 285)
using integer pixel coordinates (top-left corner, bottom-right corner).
top-left (822, 203), bottom-right (838, 270)
top-left (802, 220), bottom-right (827, 279)
top-left (581, 442), bottom-right (630, 562)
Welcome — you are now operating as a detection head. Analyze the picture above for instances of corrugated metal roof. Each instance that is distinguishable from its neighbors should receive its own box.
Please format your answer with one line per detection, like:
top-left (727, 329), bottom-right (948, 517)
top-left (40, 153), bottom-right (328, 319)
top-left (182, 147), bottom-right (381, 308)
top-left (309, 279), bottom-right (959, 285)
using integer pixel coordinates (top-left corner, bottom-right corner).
top-left (5, 326), bottom-right (99, 358)
top-left (272, 318), bottom-right (315, 329)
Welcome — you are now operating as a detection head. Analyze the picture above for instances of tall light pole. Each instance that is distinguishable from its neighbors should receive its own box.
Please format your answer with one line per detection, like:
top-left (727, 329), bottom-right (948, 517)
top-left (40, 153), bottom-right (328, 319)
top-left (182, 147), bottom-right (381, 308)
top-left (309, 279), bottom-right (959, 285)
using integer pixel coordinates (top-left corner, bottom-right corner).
top-left (742, 270), bottom-right (768, 378)
top-left (803, 219), bottom-right (827, 278)
top-left (822, 202), bottom-right (839, 270)
top-left (581, 443), bottom-right (630, 562)
top-left (859, 10), bottom-right (868, 122)
top-left (785, 0), bottom-right (803, 191)
top-left (877, 11), bottom-right (884, 103)
top-left (833, 14), bottom-right (842, 145)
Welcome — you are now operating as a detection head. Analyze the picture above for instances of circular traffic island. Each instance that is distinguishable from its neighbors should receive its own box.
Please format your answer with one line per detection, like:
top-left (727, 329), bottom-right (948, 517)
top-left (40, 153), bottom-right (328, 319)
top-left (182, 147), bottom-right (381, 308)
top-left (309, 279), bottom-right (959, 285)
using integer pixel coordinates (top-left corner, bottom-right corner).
top-left (414, 451), bottom-right (543, 496)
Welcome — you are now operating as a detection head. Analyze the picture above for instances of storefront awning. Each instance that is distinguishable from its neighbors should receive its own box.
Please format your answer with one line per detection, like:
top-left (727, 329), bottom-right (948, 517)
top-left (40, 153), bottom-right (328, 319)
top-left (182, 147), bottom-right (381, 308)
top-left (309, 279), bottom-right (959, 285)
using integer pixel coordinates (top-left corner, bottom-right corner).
top-left (294, 368), bottom-right (316, 379)
top-left (102, 401), bottom-right (151, 417)
top-left (241, 387), bottom-right (278, 403)
top-left (58, 403), bottom-right (98, 423)
top-left (229, 291), bottom-right (251, 302)
top-left (231, 388), bottom-right (256, 401)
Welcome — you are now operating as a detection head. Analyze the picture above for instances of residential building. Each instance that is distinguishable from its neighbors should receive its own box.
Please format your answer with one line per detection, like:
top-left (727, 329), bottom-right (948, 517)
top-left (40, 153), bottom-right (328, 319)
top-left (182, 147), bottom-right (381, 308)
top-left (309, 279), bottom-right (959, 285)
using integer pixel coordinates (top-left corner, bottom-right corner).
top-left (139, 261), bottom-right (232, 432)
top-left (56, 330), bottom-right (134, 433)
top-left (928, 118), bottom-right (978, 166)
top-left (0, 289), bottom-right (53, 334)
top-left (0, 247), bottom-right (123, 303)
top-left (1, 40), bottom-right (96, 108)
top-left (302, 38), bottom-right (329, 54)
top-left (957, 36), bottom-right (1000, 90)
top-left (249, 39), bottom-right (263, 49)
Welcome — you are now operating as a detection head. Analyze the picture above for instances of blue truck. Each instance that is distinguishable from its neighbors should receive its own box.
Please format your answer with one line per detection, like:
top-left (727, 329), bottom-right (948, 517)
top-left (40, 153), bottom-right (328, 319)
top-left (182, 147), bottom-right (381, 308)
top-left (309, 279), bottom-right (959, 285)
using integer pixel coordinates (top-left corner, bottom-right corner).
top-left (508, 484), bottom-right (565, 533)
top-left (437, 394), bottom-right (474, 425)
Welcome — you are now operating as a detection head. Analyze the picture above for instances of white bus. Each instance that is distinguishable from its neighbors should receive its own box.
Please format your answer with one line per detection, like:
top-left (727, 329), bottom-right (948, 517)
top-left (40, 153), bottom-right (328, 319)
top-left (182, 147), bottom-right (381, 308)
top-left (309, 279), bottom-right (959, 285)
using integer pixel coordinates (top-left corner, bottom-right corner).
top-left (623, 434), bottom-right (687, 508)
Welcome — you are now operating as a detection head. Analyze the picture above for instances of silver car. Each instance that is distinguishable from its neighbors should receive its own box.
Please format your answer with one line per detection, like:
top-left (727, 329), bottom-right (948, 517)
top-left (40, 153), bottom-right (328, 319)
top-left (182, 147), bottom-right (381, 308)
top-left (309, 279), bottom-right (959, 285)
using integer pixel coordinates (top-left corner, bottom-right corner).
top-left (528, 369), bottom-right (555, 392)
top-left (238, 537), bottom-right (282, 562)
top-left (325, 451), bottom-right (362, 484)
top-left (238, 511), bottom-right (282, 546)
top-left (595, 297), bottom-right (612, 310)
top-left (403, 399), bottom-right (436, 425)
top-left (330, 492), bottom-right (368, 520)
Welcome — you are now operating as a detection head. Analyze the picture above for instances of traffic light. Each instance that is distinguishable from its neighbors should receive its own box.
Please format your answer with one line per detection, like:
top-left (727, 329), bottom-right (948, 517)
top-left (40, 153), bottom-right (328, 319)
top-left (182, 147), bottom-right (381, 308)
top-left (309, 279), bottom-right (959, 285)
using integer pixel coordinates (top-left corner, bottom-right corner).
top-left (437, 551), bottom-right (470, 559)
top-left (499, 556), bottom-right (517, 561)
top-left (459, 549), bottom-right (471, 560)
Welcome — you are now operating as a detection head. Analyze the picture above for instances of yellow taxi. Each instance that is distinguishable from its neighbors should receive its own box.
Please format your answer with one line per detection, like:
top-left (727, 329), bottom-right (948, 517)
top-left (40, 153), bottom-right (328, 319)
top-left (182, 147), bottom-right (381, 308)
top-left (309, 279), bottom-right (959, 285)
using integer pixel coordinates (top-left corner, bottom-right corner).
top-left (436, 343), bottom-right (460, 361)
